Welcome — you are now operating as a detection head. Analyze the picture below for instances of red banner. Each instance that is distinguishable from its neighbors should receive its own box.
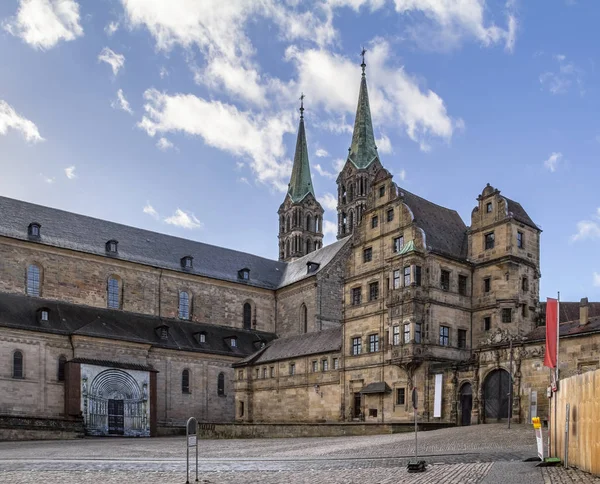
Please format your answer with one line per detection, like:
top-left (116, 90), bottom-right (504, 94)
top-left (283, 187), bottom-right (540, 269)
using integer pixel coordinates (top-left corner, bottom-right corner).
top-left (544, 298), bottom-right (558, 368)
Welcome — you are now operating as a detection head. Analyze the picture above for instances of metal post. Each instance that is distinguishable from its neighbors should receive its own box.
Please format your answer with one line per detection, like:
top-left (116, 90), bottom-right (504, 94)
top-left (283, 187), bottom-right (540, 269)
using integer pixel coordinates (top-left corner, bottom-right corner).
top-left (564, 403), bottom-right (570, 468)
top-left (508, 339), bottom-right (513, 429)
top-left (414, 406), bottom-right (418, 459)
top-left (554, 292), bottom-right (560, 459)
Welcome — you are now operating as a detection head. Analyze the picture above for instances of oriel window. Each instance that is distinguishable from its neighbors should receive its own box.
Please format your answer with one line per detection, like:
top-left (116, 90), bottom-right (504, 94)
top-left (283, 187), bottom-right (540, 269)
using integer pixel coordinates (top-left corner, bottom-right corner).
top-left (393, 236), bottom-right (404, 253)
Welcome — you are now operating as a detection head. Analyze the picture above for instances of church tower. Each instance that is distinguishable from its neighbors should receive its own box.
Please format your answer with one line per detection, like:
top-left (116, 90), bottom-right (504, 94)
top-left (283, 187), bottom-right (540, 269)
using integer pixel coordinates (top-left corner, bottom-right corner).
top-left (278, 97), bottom-right (324, 262)
top-left (337, 52), bottom-right (383, 239)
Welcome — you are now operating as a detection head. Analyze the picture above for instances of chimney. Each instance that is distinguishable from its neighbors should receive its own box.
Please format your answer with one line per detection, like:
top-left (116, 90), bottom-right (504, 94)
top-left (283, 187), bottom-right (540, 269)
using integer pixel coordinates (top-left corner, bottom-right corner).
top-left (580, 297), bottom-right (589, 326)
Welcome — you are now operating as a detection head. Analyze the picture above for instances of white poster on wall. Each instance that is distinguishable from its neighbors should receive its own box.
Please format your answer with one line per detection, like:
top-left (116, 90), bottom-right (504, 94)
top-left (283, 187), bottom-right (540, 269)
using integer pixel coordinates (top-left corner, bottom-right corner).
top-left (433, 374), bottom-right (443, 418)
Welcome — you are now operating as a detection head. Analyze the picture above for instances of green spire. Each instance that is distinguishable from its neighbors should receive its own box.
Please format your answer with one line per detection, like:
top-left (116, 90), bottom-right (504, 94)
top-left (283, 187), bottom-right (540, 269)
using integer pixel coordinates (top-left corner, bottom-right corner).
top-left (347, 52), bottom-right (378, 169)
top-left (287, 94), bottom-right (315, 203)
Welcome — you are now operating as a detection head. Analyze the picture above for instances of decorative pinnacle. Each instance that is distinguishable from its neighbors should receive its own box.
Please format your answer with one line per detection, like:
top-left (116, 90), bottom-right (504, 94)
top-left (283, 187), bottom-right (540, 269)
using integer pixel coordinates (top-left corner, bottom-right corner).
top-left (299, 92), bottom-right (305, 118)
top-left (360, 47), bottom-right (367, 75)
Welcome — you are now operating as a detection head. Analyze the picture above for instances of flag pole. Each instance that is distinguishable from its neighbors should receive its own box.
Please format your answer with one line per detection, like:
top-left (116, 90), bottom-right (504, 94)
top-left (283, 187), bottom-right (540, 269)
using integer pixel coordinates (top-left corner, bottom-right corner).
top-left (554, 291), bottom-right (560, 457)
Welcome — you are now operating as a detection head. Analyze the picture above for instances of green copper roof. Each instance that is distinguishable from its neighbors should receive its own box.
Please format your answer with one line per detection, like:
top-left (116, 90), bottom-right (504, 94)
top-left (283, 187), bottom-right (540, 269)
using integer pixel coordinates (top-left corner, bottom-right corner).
top-left (347, 69), bottom-right (378, 169)
top-left (287, 114), bottom-right (315, 203)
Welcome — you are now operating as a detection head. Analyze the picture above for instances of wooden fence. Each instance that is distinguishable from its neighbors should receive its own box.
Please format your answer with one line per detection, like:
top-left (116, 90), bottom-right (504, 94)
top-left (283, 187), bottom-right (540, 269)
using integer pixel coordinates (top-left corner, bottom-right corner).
top-left (552, 368), bottom-right (600, 475)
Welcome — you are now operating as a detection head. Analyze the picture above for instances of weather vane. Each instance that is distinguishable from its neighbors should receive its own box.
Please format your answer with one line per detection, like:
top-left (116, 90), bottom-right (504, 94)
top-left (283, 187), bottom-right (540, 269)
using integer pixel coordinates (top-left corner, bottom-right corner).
top-left (299, 92), bottom-right (305, 118)
top-left (360, 47), bottom-right (367, 74)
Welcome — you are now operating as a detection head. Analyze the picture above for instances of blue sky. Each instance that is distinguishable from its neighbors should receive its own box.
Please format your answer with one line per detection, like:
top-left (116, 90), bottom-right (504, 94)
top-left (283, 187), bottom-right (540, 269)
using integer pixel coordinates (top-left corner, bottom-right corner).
top-left (0, 0), bottom-right (598, 301)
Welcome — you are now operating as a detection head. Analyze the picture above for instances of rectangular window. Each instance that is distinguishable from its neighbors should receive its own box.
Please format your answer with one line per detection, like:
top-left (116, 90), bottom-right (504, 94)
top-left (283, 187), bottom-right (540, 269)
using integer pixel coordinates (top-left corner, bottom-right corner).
top-left (484, 317), bottom-right (491, 331)
top-left (415, 323), bottom-right (422, 343)
top-left (393, 236), bottom-right (404, 253)
top-left (484, 277), bottom-right (491, 293)
top-left (393, 270), bottom-right (401, 289)
top-left (458, 329), bottom-right (467, 349)
top-left (322, 359), bottom-right (329, 371)
top-left (379, 185), bottom-right (385, 198)
top-left (403, 323), bottom-right (410, 344)
top-left (458, 275), bottom-right (468, 296)
top-left (485, 232), bottom-right (495, 250)
top-left (396, 388), bottom-right (406, 405)
top-left (289, 363), bottom-right (296, 375)
top-left (439, 325), bottom-right (449, 346)
top-left (256, 369), bottom-right (260, 378)
top-left (522, 277), bottom-right (529, 292)
top-left (486, 202), bottom-right (493, 213)
top-left (238, 370), bottom-right (243, 380)
top-left (502, 308), bottom-right (512, 323)
top-left (387, 209), bottom-right (394, 222)
top-left (262, 367), bottom-right (267, 378)
top-left (522, 304), bottom-right (528, 318)
top-left (333, 358), bottom-right (339, 370)
top-left (369, 409), bottom-right (378, 418)
top-left (415, 266), bottom-right (422, 286)
top-left (369, 334), bottom-right (379, 352)
top-left (363, 247), bottom-right (373, 262)
top-left (517, 231), bottom-right (524, 249)
top-left (312, 361), bottom-right (318, 372)
top-left (369, 281), bottom-right (379, 301)
top-left (371, 216), bottom-right (378, 228)
top-left (440, 270), bottom-right (450, 291)
top-left (351, 287), bottom-right (362, 306)
top-left (404, 266), bottom-right (411, 286)
top-left (270, 367), bottom-right (275, 378)
top-left (352, 337), bottom-right (362, 355)
top-left (393, 325), bottom-right (400, 345)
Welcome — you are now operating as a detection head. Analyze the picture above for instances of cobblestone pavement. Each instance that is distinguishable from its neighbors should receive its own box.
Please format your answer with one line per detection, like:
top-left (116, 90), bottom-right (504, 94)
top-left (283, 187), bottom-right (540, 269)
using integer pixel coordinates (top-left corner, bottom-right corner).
top-left (0, 424), bottom-right (598, 483)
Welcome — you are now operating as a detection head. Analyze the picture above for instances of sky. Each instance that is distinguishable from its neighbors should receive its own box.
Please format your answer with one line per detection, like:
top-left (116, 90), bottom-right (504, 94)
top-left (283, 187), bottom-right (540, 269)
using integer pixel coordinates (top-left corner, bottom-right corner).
top-left (0, 0), bottom-right (599, 301)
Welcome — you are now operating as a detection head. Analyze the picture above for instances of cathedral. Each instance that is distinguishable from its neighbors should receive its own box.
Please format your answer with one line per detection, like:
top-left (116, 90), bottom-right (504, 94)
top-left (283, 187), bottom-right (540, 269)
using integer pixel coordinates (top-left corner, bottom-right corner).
top-left (1, 58), bottom-right (599, 440)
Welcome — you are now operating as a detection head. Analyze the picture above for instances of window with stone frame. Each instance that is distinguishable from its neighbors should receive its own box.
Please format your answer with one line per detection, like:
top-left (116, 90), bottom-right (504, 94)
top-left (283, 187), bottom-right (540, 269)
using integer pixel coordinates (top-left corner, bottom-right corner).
top-left (270, 367), bottom-right (275, 378)
top-left (484, 232), bottom-right (495, 250)
top-left (387, 208), bottom-right (394, 222)
top-left (107, 276), bottom-right (120, 309)
top-left (502, 308), bottom-right (512, 323)
top-left (517, 231), bottom-right (524, 249)
top-left (352, 337), bottom-right (362, 355)
top-left (178, 291), bottom-right (190, 320)
top-left (415, 323), bottom-right (422, 343)
top-left (379, 185), bottom-right (385, 198)
top-left (312, 360), bottom-right (318, 372)
top-left (363, 247), bottom-right (373, 263)
top-left (218, 372), bottom-right (225, 396)
top-left (396, 388), bottom-right (406, 405)
top-left (484, 316), bottom-right (491, 331)
top-left (393, 236), bottom-right (404, 253)
top-left (440, 270), bottom-right (450, 291)
top-left (368, 334), bottom-right (379, 352)
top-left (403, 323), bottom-right (410, 344)
top-left (522, 277), bottom-right (529, 292)
top-left (403, 266), bottom-right (411, 286)
top-left (351, 287), bottom-right (362, 306)
top-left (484, 277), bottom-right (491, 293)
top-left (26, 264), bottom-right (41, 297)
top-left (333, 358), bottom-right (339, 369)
top-left (439, 325), bottom-right (450, 346)
top-left (415, 266), bottom-right (422, 286)
top-left (371, 216), bottom-right (378, 228)
top-left (486, 202), bottom-right (493, 213)
top-left (238, 370), bottom-right (243, 380)
top-left (13, 350), bottom-right (23, 379)
top-left (262, 367), bottom-right (267, 378)
top-left (522, 304), bottom-right (529, 318)
top-left (369, 281), bottom-right (379, 301)
top-left (458, 329), bottom-right (467, 349)
top-left (393, 270), bottom-right (401, 289)
top-left (58, 355), bottom-right (67, 382)
top-left (182, 369), bottom-right (190, 394)
top-left (322, 359), bottom-right (329, 371)
top-left (393, 325), bottom-right (400, 345)
top-left (289, 363), bottom-right (296, 375)
top-left (458, 275), bottom-right (468, 296)
top-left (369, 409), bottom-right (378, 418)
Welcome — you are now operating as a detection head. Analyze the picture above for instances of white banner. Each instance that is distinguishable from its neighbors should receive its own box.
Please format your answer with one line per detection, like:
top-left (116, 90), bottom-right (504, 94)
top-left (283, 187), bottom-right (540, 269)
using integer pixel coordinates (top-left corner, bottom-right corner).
top-left (434, 374), bottom-right (443, 418)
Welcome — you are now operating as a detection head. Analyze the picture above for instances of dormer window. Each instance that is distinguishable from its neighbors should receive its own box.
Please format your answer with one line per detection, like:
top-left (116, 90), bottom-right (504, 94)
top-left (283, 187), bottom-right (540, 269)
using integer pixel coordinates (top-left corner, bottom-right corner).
top-left (229, 337), bottom-right (237, 348)
top-left (307, 261), bottom-right (320, 274)
top-left (106, 240), bottom-right (118, 253)
top-left (38, 308), bottom-right (50, 322)
top-left (181, 256), bottom-right (193, 270)
top-left (238, 268), bottom-right (250, 280)
top-left (28, 223), bottom-right (41, 238)
top-left (194, 332), bottom-right (206, 344)
top-left (156, 325), bottom-right (169, 340)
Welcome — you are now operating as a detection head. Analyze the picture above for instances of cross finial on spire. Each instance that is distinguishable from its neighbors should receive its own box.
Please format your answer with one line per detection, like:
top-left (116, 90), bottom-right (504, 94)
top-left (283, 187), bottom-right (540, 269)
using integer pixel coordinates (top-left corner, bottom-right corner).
top-left (360, 46), bottom-right (367, 75)
top-left (299, 92), bottom-right (305, 118)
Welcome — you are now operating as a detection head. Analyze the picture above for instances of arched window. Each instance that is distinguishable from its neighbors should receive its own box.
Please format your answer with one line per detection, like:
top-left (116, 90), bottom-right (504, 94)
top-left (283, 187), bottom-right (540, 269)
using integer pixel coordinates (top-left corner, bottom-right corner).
top-left (280, 215), bottom-right (284, 233)
top-left (218, 372), bottom-right (225, 396)
top-left (58, 355), bottom-right (67, 382)
top-left (179, 291), bottom-right (190, 320)
top-left (107, 276), bottom-right (121, 309)
top-left (182, 369), bottom-right (190, 394)
top-left (315, 216), bottom-right (321, 233)
top-left (243, 302), bottom-right (252, 330)
top-left (306, 214), bottom-right (312, 231)
top-left (285, 239), bottom-right (290, 258)
top-left (349, 210), bottom-right (354, 230)
top-left (306, 239), bottom-right (312, 254)
top-left (286, 215), bottom-right (290, 232)
top-left (301, 304), bottom-right (308, 333)
top-left (26, 264), bottom-right (41, 296)
top-left (13, 351), bottom-right (23, 379)
top-left (349, 183), bottom-right (354, 202)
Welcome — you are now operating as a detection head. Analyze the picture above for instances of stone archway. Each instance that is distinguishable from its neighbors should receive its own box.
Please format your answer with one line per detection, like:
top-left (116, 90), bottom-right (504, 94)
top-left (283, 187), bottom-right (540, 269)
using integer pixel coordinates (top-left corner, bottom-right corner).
top-left (483, 369), bottom-right (510, 422)
top-left (459, 382), bottom-right (472, 426)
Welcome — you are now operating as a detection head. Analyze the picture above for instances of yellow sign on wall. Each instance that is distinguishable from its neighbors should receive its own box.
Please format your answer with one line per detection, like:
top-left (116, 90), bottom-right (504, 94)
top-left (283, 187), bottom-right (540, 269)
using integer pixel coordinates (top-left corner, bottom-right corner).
top-left (532, 417), bottom-right (541, 429)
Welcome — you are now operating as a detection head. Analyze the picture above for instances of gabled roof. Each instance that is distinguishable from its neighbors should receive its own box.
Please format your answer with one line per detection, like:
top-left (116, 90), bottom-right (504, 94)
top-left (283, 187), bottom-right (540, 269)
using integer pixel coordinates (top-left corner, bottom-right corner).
top-left (234, 326), bottom-right (342, 366)
top-left (539, 301), bottom-right (600, 324)
top-left (287, 115), bottom-right (315, 204)
top-left (526, 316), bottom-right (600, 342)
top-left (504, 197), bottom-right (538, 230)
top-left (0, 292), bottom-right (276, 357)
top-left (347, 70), bottom-right (378, 170)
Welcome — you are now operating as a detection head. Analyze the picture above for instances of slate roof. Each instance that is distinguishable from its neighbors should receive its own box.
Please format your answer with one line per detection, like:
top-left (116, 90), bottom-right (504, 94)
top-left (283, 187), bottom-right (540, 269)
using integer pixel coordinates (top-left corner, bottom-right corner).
top-left (525, 316), bottom-right (600, 342)
top-left (504, 197), bottom-right (538, 230)
top-left (234, 326), bottom-right (342, 367)
top-left (70, 358), bottom-right (156, 372)
top-left (347, 70), bottom-right (379, 170)
top-left (287, 114), bottom-right (316, 204)
top-left (539, 301), bottom-right (600, 324)
top-left (0, 196), bottom-right (344, 290)
top-left (0, 292), bottom-right (276, 358)
top-left (400, 189), bottom-right (468, 260)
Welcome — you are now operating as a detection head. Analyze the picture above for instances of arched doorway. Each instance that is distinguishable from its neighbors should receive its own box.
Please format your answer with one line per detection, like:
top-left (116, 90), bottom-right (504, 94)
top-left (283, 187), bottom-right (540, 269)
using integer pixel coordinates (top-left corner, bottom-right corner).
top-left (459, 383), bottom-right (472, 426)
top-left (483, 369), bottom-right (510, 421)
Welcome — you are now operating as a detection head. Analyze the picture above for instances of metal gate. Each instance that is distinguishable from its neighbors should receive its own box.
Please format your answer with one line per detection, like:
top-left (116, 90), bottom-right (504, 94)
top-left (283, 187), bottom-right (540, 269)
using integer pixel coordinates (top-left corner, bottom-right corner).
top-left (108, 399), bottom-right (124, 435)
top-left (483, 369), bottom-right (510, 421)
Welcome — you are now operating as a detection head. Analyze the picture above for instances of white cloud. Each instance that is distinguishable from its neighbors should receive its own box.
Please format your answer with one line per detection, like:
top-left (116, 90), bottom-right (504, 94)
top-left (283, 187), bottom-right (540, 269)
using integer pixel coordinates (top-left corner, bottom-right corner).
top-left (571, 220), bottom-right (600, 242)
top-left (64, 166), bottom-right (76, 179)
top-left (376, 134), bottom-right (392, 154)
top-left (111, 89), bottom-right (133, 114)
top-left (323, 220), bottom-right (337, 236)
top-left (326, 0), bottom-right (386, 11)
top-left (315, 148), bottom-right (329, 158)
top-left (156, 137), bottom-right (175, 151)
top-left (105, 21), bottom-right (119, 36)
top-left (98, 47), bottom-right (125, 75)
top-left (313, 163), bottom-right (336, 179)
top-left (40, 173), bottom-right (55, 184)
top-left (164, 208), bottom-right (202, 229)
top-left (138, 89), bottom-right (295, 191)
top-left (319, 193), bottom-right (338, 211)
top-left (238, 177), bottom-right (250, 185)
top-left (594, 272), bottom-right (600, 288)
top-left (505, 14), bottom-right (517, 53)
top-left (393, 0), bottom-right (516, 51)
top-left (596, 207), bottom-right (600, 219)
top-left (397, 168), bottom-right (406, 181)
top-left (3, 0), bottom-right (83, 50)
top-left (333, 158), bottom-right (346, 172)
top-left (159, 66), bottom-right (169, 79)
top-left (0, 100), bottom-right (44, 142)
top-left (143, 202), bottom-right (159, 219)
top-left (543, 152), bottom-right (562, 173)
top-left (540, 54), bottom-right (584, 95)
